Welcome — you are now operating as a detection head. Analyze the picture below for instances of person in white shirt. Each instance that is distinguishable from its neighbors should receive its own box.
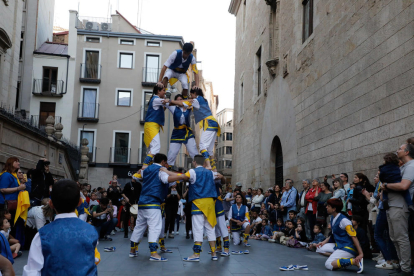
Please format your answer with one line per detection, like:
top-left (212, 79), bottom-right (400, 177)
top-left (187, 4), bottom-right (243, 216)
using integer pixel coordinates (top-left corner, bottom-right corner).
top-left (252, 188), bottom-right (265, 212)
top-left (157, 43), bottom-right (199, 99)
top-left (26, 198), bottom-right (53, 231)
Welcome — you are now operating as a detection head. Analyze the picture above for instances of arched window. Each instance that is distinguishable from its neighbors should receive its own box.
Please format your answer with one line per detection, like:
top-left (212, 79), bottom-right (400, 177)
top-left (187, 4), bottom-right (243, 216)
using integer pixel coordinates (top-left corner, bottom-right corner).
top-left (271, 136), bottom-right (283, 188)
top-left (0, 28), bottom-right (12, 54)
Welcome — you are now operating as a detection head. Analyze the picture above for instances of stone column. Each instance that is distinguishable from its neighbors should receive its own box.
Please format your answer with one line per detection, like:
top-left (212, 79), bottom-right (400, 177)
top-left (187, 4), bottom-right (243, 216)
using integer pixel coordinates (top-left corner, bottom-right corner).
top-left (54, 122), bottom-right (64, 144)
top-left (45, 116), bottom-right (55, 141)
top-left (78, 138), bottom-right (89, 185)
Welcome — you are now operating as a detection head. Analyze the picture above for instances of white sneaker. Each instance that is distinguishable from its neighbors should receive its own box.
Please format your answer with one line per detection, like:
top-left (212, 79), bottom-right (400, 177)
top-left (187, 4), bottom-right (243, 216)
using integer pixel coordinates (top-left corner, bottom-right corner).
top-left (171, 231), bottom-right (175, 235)
top-left (268, 239), bottom-right (276, 243)
top-left (372, 254), bottom-right (383, 261)
top-left (375, 262), bottom-right (393, 270)
top-left (110, 230), bottom-right (116, 235)
top-left (376, 259), bottom-right (385, 264)
top-left (175, 231), bottom-right (179, 235)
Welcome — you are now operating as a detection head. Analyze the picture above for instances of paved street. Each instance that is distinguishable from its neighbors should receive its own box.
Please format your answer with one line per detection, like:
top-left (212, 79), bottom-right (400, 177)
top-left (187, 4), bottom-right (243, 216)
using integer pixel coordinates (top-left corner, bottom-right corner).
top-left (12, 223), bottom-right (390, 275)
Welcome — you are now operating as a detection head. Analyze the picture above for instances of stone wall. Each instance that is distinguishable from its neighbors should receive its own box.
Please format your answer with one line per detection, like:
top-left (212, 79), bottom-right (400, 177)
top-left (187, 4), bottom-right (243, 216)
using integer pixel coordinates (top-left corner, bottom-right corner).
top-left (231, 0), bottom-right (414, 190)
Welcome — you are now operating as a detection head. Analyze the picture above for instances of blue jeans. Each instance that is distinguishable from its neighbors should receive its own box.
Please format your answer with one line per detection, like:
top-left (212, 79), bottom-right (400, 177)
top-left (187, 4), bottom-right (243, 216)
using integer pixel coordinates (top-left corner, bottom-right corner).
top-left (94, 218), bottom-right (118, 237)
top-left (374, 209), bottom-right (398, 261)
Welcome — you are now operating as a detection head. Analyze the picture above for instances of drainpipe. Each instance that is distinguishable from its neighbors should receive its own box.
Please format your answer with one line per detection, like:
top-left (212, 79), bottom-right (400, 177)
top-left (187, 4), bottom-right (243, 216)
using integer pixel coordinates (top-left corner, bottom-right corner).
top-left (65, 56), bottom-right (69, 94)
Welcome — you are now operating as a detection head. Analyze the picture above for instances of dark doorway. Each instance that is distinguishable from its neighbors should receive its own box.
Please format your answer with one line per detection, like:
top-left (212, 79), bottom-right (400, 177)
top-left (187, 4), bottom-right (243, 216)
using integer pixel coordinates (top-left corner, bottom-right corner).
top-left (39, 102), bottom-right (56, 127)
top-left (271, 136), bottom-right (283, 188)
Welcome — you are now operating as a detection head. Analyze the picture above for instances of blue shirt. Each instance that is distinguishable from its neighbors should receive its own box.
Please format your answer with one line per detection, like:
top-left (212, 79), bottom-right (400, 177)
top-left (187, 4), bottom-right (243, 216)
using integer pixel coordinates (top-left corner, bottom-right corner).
top-left (0, 172), bottom-right (19, 204)
top-left (280, 188), bottom-right (297, 209)
top-left (373, 182), bottom-right (383, 209)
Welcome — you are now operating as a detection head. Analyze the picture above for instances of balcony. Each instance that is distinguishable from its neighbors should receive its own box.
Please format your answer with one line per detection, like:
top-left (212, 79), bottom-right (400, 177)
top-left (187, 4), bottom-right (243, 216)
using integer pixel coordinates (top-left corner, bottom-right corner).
top-left (86, 147), bottom-right (97, 164)
top-left (30, 115), bottom-right (62, 131)
top-left (138, 148), bottom-right (146, 164)
top-left (32, 79), bottom-right (66, 97)
top-left (79, 63), bottom-right (101, 83)
top-left (110, 147), bottom-right (131, 164)
top-left (140, 105), bottom-right (148, 125)
top-left (77, 102), bottom-right (99, 122)
top-left (142, 67), bottom-right (160, 87)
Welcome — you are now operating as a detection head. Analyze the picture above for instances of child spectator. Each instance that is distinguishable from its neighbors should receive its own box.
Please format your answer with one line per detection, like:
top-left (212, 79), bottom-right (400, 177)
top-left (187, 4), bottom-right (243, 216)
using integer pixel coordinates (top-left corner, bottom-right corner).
top-left (82, 189), bottom-right (90, 204)
top-left (117, 199), bottom-right (128, 232)
top-left (288, 210), bottom-right (297, 225)
top-left (89, 192), bottom-right (100, 210)
top-left (23, 179), bottom-right (100, 275)
top-left (280, 220), bottom-right (295, 245)
top-left (109, 175), bottom-right (118, 186)
top-left (268, 218), bottom-right (285, 243)
top-left (307, 224), bottom-right (325, 251)
top-left (260, 203), bottom-right (266, 215)
top-left (379, 153), bottom-right (413, 210)
top-left (296, 216), bottom-right (304, 226)
top-left (0, 218), bottom-right (21, 258)
top-left (257, 219), bottom-right (272, 241)
top-left (286, 223), bottom-right (307, 247)
top-left (346, 183), bottom-right (355, 216)
top-left (102, 191), bottom-right (108, 199)
top-left (269, 202), bottom-right (282, 224)
top-left (352, 215), bottom-right (372, 259)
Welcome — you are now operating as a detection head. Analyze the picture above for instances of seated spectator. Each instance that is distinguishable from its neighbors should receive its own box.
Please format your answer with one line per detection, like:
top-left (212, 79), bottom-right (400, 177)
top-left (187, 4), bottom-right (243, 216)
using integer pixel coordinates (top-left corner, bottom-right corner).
top-left (307, 224), bottom-right (325, 251)
top-left (288, 210), bottom-right (297, 225)
top-left (82, 189), bottom-right (90, 204)
top-left (255, 219), bottom-right (272, 241)
top-left (92, 198), bottom-right (117, 241)
top-left (286, 223), bottom-right (307, 247)
top-left (26, 198), bottom-right (54, 230)
top-left (280, 220), bottom-right (295, 245)
top-left (0, 217), bottom-right (21, 259)
top-left (268, 218), bottom-right (285, 243)
top-left (249, 211), bottom-right (262, 235)
top-left (23, 180), bottom-right (100, 275)
top-left (269, 202), bottom-right (282, 224)
top-left (351, 215), bottom-right (372, 259)
top-left (296, 216), bottom-right (304, 227)
top-left (108, 200), bottom-right (118, 235)
top-left (88, 192), bottom-right (100, 210)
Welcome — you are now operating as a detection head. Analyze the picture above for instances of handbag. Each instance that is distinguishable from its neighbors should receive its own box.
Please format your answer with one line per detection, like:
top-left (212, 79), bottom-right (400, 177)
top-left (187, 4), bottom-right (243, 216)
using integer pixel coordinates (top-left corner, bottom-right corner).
top-left (1, 191), bottom-right (17, 210)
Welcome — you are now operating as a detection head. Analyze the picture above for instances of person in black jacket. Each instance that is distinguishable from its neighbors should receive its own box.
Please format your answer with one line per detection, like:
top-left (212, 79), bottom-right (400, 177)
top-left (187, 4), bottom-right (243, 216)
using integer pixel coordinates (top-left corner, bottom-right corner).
top-left (121, 176), bottom-right (142, 238)
top-left (30, 159), bottom-right (53, 206)
top-left (349, 173), bottom-right (374, 233)
top-left (164, 186), bottom-right (180, 238)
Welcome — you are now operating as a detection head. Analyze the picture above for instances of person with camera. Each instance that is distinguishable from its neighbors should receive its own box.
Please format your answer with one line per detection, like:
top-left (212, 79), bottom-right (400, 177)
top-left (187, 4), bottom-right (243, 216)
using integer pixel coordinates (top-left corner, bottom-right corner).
top-left (91, 198), bottom-right (118, 241)
top-left (164, 186), bottom-right (180, 238)
top-left (107, 180), bottom-right (122, 207)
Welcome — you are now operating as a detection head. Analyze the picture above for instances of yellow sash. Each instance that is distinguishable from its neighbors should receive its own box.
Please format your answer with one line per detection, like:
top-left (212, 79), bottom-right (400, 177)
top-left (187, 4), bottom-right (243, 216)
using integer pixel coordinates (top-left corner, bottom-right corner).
top-left (193, 198), bottom-right (216, 228)
top-left (0, 171), bottom-right (30, 225)
top-left (199, 116), bottom-right (221, 137)
top-left (95, 247), bottom-right (101, 265)
top-left (144, 122), bottom-right (163, 148)
top-left (172, 125), bottom-right (193, 141)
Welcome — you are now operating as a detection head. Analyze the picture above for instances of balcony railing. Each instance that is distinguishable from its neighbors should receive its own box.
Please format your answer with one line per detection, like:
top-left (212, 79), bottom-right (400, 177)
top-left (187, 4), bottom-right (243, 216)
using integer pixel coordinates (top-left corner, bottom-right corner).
top-left (32, 79), bottom-right (65, 96)
top-left (140, 105), bottom-right (148, 125)
top-left (30, 115), bottom-right (62, 130)
top-left (138, 148), bottom-right (147, 164)
top-left (110, 147), bottom-right (131, 164)
top-left (79, 63), bottom-right (102, 83)
top-left (77, 102), bottom-right (99, 122)
top-left (86, 147), bottom-right (97, 163)
top-left (142, 67), bottom-right (160, 86)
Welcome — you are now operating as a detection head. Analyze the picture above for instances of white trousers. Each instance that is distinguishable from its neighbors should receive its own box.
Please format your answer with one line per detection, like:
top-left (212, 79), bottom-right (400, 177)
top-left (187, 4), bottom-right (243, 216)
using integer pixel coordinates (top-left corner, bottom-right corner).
top-left (159, 217), bottom-right (165, 239)
top-left (199, 129), bottom-right (216, 156)
top-left (148, 133), bottom-right (161, 156)
top-left (163, 69), bottom-right (189, 89)
top-left (192, 214), bottom-right (216, 242)
top-left (232, 222), bottom-right (250, 245)
top-left (130, 209), bottom-right (162, 243)
top-left (215, 215), bottom-right (228, 238)
top-left (317, 243), bottom-right (354, 270)
top-left (167, 138), bottom-right (198, 165)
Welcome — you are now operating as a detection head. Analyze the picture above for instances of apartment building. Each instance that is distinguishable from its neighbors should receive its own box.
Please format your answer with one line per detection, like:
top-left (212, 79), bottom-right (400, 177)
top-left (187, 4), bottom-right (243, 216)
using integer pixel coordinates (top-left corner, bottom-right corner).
top-left (67, 10), bottom-right (190, 187)
top-left (216, 108), bottom-right (233, 183)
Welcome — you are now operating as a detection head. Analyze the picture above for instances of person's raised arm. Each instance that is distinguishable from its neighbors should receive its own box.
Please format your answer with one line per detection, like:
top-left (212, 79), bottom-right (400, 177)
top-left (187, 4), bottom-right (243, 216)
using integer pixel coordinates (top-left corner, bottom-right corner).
top-left (157, 66), bottom-right (168, 85)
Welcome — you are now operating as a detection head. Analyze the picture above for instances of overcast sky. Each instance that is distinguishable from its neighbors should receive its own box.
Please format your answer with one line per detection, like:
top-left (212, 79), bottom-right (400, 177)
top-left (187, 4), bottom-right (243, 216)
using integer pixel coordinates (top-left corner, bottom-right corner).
top-left (54, 0), bottom-right (235, 112)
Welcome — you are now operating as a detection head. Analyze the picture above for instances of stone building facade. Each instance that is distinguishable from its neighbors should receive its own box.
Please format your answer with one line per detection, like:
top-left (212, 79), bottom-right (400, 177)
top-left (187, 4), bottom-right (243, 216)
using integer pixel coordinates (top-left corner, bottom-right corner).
top-left (216, 108), bottom-right (233, 183)
top-left (229, 0), bottom-right (414, 190)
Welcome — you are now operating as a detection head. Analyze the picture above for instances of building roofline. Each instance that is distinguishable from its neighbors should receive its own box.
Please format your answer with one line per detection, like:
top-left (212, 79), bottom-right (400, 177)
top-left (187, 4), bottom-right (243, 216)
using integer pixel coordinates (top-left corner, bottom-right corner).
top-left (54, 31), bottom-right (69, 35)
top-left (228, 0), bottom-right (242, 15)
top-left (115, 10), bottom-right (141, 34)
top-left (77, 30), bottom-right (185, 46)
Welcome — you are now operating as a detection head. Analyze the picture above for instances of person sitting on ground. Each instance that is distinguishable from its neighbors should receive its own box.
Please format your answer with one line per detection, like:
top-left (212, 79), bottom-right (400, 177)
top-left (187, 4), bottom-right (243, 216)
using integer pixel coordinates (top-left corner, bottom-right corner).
top-left (268, 218), bottom-right (285, 243)
top-left (0, 218), bottom-right (21, 259)
top-left (286, 223), bottom-right (307, 248)
top-left (23, 179), bottom-right (100, 275)
top-left (92, 198), bottom-right (117, 241)
top-left (288, 210), bottom-right (297, 225)
top-left (351, 215), bottom-right (372, 260)
top-left (280, 220), bottom-right (295, 245)
top-left (296, 216), bottom-right (304, 227)
top-left (307, 224), bottom-right (325, 251)
top-left (256, 219), bottom-right (272, 241)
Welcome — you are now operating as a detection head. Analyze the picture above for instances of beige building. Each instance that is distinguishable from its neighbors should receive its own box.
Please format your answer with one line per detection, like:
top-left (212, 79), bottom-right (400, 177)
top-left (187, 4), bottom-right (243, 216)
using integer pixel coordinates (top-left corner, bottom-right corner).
top-left (67, 10), bottom-right (196, 187)
top-left (216, 108), bottom-right (233, 183)
top-left (229, 0), bottom-right (414, 190)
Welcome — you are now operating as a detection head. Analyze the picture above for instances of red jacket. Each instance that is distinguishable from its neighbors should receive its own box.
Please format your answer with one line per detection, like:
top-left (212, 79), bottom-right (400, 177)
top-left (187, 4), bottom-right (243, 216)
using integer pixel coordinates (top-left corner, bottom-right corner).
top-left (305, 187), bottom-right (321, 214)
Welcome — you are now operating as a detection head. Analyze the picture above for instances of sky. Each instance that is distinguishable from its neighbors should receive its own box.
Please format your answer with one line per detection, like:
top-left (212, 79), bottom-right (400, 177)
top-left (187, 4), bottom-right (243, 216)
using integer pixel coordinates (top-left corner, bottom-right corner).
top-left (53, 0), bottom-right (236, 112)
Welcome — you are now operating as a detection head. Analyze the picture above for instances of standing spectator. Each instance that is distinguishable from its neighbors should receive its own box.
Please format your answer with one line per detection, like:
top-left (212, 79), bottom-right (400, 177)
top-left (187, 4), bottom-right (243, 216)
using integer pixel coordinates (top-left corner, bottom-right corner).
top-left (223, 188), bottom-right (235, 218)
top-left (183, 184), bottom-right (192, 239)
top-left (314, 182), bottom-right (332, 232)
top-left (245, 188), bottom-right (253, 209)
top-left (333, 173), bottom-right (351, 192)
top-left (252, 188), bottom-right (264, 213)
top-left (30, 159), bottom-right (53, 207)
top-left (0, 157), bottom-right (28, 247)
top-left (305, 179), bottom-right (320, 240)
top-left (107, 180), bottom-right (122, 207)
top-left (164, 186), bottom-right (180, 238)
top-left (280, 180), bottom-right (297, 221)
top-left (121, 174), bottom-right (142, 238)
top-left (297, 180), bottom-right (310, 221)
top-left (349, 173), bottom-right (372, 232)
top-left (332, 178), bottom-right (346, 205)
top-left (382, 143), bottom-right (414, 275)
top-left (272, 185), bottom-right (283, 205)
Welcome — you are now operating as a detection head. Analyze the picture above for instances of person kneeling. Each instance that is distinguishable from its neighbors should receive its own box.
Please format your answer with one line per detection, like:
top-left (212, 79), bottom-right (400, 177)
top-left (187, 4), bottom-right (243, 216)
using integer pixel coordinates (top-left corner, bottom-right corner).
top-left (316, 198), bottom-right (363, 273)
